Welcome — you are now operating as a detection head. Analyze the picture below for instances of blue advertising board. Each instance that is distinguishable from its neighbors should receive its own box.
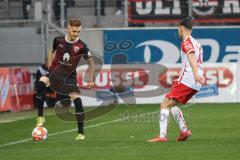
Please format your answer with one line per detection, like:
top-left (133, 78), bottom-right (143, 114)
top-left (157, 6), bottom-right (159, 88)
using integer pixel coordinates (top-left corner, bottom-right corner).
top-left (104, 27), bottom-right (240, 64)
top-left (195, 85), bottom-right (219, 98)
top-left (96, 88), bottom-right (134, 101)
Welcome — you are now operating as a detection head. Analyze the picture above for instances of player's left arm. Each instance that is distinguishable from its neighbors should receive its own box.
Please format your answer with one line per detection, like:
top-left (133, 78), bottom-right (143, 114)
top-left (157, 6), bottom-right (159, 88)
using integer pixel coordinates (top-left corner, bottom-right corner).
top-left (82, 43), bottom-right (96, 88)
top-left (86, 57), bottom-right (95, 88)
top-left (187, 53), bottom-right (205, 84)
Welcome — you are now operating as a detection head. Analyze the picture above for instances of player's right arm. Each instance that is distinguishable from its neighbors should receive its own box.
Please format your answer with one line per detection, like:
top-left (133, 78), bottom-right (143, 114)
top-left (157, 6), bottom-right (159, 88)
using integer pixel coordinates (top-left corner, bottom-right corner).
top-left (47, 37), bottom-right (58, 68)
top-left (47, 49), bottom-right (56, 68)
top-left (82, 43), bottom-right (95, 88)
top-left (187, 53), bottom-right (205, 84)
top-left (182, 38), bottom-right (205, 84)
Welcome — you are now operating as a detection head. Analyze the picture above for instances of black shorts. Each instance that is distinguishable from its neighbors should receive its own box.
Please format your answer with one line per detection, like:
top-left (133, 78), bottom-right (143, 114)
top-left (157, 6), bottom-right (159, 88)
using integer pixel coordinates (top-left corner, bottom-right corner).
top-left (46, 71), bottom-right (80, 95)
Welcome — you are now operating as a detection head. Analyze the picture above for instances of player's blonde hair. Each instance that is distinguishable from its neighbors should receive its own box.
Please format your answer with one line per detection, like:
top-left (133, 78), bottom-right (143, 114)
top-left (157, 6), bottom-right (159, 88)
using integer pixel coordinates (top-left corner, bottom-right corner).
top-left (68, 19), bottom-right (82, 27)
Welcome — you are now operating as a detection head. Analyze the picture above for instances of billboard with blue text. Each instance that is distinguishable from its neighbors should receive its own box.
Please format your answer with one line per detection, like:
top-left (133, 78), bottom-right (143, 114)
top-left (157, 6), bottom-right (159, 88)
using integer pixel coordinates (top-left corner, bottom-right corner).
top-left (104, 27), bottom-right (240, 64)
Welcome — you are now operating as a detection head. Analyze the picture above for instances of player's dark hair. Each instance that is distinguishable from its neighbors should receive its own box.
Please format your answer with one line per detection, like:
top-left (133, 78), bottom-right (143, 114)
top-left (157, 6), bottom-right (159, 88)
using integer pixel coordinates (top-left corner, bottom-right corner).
top-left (68, 19), bottom-right (82, 27)
top-left (179, 17), bottom-right (193, 30)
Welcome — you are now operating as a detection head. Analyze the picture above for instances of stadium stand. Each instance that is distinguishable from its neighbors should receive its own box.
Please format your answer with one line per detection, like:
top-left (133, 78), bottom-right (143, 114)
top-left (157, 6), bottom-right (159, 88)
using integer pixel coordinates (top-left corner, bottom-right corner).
top-left (0, 0), bottom-right (126, 28)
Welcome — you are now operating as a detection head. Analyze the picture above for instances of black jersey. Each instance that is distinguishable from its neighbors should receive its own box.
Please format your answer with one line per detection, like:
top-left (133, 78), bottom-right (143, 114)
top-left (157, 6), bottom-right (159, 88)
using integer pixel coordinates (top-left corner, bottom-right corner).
top-left (49, 36), bottom-right (92, 76)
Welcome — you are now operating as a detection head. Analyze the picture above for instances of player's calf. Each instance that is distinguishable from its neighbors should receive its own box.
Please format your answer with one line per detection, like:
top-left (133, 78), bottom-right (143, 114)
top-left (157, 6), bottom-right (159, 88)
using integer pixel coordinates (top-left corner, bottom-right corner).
top-left (36, 80), bottom-right (48, 126)
top-left (73, 97), bottom-right (85, 138)
top-left (36, 81), bottom-right (47, 116)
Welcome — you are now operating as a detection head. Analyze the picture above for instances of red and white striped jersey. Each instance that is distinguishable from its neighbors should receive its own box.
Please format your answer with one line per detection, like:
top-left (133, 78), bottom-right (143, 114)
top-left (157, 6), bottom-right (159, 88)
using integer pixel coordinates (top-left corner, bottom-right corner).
top-left (177, 36), bottom-right (203, 91)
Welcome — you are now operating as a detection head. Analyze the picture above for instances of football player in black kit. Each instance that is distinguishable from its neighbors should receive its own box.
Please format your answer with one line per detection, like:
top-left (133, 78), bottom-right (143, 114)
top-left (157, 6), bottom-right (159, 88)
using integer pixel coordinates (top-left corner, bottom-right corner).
top-left (35, 19), bottom-right (95, 140)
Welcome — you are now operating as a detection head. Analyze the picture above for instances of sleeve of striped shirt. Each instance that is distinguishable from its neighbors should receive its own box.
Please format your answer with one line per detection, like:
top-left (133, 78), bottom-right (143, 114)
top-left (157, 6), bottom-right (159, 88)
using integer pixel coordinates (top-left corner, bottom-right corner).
top-left (181, 39), bottom-right (195, 55)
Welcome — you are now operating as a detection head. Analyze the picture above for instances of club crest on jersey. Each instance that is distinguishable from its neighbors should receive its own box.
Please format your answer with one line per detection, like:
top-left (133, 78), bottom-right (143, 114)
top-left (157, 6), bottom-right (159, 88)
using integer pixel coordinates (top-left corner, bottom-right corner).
top-left (74, 46), bottom-right (80, 53)
top-left (63, 52), bottom-right (70, 62)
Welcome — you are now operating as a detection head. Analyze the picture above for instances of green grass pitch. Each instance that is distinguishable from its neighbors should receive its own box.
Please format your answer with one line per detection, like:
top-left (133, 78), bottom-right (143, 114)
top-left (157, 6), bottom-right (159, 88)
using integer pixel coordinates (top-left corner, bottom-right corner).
top-left (0, 103), bottom-right (240, 160)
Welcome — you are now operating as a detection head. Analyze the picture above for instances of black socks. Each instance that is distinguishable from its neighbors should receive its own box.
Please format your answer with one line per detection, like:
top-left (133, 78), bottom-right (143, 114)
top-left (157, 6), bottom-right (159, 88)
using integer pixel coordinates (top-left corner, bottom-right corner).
top-left (36, 81), bottom-right (47, 117)
top-left (73, 98), bottom-right (84, 134)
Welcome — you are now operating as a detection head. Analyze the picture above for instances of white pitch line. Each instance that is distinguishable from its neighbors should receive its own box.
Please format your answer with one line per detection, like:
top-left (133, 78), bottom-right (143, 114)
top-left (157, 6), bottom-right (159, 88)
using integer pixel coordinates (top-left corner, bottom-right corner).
top-left (0, 103), bottom-right (196, 149)
top-left (0, 138), bottom-right (32, 148)
top-left (49, 118), bottom-right (123, 137)
top-left (0, 111), bottom-right (158, 148)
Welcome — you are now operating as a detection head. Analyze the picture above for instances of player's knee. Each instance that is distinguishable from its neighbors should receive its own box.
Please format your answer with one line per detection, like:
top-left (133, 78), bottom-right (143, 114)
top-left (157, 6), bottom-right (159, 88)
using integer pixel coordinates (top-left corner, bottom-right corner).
top-left (40, 76), bottom-right (50, 86)
top-left (160, 98), bottom-right (176, 109)
top-left (69, 92), bottom-right (81, 101)
top-left (160, 103), bottom-right (167, 109)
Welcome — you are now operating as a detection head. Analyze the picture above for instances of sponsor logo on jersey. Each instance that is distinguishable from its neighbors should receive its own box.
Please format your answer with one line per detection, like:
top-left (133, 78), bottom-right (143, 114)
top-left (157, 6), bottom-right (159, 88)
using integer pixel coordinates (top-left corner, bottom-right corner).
top-left (63, 52), bottom-right (70, 62)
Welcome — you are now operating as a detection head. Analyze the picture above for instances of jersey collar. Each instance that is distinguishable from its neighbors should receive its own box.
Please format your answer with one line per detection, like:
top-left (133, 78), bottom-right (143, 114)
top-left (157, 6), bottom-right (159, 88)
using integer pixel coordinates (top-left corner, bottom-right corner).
top-left (65, 35), bottom-right (79, 43)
